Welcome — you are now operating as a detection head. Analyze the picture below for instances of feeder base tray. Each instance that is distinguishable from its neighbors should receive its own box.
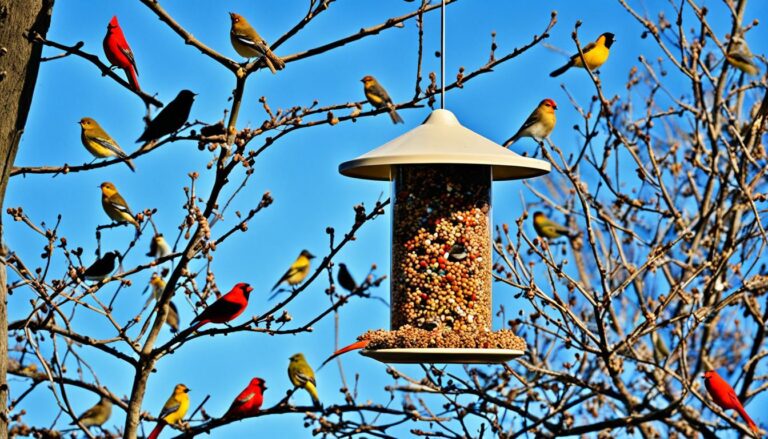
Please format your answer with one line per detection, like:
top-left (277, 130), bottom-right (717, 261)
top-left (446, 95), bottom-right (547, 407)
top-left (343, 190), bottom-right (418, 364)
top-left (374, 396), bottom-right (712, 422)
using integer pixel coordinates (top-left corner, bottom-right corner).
top-left (361, 348), bottom-right (524, 364)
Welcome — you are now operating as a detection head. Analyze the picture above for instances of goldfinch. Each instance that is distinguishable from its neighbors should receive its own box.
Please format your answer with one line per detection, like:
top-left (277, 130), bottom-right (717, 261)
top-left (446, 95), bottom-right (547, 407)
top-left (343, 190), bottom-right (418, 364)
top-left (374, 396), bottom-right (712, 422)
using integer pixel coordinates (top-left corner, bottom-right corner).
top-left (532, 211), bottom-right (577, 239)
top-left (361, 75), bottom-right (403, 124)
top-left (504, 99), bottom-right (557, 147)
top-left (79, 118), bottom-right (135, 171)
top-left (271, 250), bottom-right (315, 292)
top-left (71, 396), bottom-right (112, 428)
top-left (148, 384), bottom-right (190, 439)
top-left (229, 12), bottom-right (285, 74)
top-left (288, 353), bottom-right (320, 406)
top-left (147, 233), bottom-right (171, 259)
top-left (550, 32), bottom-right (615, 77)
top-left (726, 39), bottom-right (760, 76)
top-left (100, 182), bottom-right (140, 231)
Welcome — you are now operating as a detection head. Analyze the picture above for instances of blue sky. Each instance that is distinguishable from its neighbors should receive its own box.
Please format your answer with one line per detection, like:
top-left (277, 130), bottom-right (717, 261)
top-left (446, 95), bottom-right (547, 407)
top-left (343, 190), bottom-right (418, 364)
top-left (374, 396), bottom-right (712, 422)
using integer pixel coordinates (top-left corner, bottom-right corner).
top-left (6, 0), bottom-right (768, 437)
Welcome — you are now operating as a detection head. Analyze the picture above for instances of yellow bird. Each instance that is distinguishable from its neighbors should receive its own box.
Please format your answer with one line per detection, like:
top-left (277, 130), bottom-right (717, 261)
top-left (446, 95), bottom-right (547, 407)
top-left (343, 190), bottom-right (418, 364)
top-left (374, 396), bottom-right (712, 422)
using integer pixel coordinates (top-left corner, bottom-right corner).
top-left (100, 182), bottom-right (140, 231)
top-left (288, 353), bottom-right (320, 406)
top-left (726, 39), bottom-right (760, 76)
top-left (71, 395), bottom-right (112, 428)
top-left (550, 32), bottom-right (615, 77)
top-left (229, 12), bottom-right (285, 74)
top-left (147, 233), bottom-right (172, 259)
top-left (148, 384), bottom-right (190, 439)
top-left (147, 274), bottom-right (179, 333)
top-left (504, 98), bottom-right (557, 147)
top-left (79, 117), bottom-right (136, 171)
top-left (271, 249), bottom-right (315, 291)
top-left (361, 75), bottom-right (404, 124)
top-left (532, 211), bottom-right (577, 239)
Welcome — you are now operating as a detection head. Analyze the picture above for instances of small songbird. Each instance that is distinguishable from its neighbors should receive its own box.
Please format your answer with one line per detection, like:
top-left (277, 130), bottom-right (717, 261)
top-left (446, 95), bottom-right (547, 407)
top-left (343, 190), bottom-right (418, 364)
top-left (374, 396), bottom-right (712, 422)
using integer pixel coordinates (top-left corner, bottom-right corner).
top-left (532, 211), bottom-right (577, 239)
top-left (137, 90), bottom-right (196, 144)
top-left (726, 39), bottom-right (760, 76)
top-left (81, 251), bottom-right (120, 282)
top-left (550, 32), bottom-right (616, 77)
top-left (103, 16), bottom-right (140, 91)
top-left (337, 263), bottom-right (357, 293)
top-left (189, 283), bottom-right (253, 331)
top-left (271, 250), bottom-right (315, 292)
top-left (361, 75), bottom-right (404, 124)
top-left (71, 396), bottom-right (112, 428)
top-left (100, 182), bottom-right (140, 231)
top-left (148, 384), bottom-right (190, 439)
top-left (504, 99), bottom-right (557, 147)
top-left (148, 274), bottom-right (179, 333)
top-left (79, 118), bottom-right (136, 171)
top-left (288, 353), bottom-right (320, 406)
top-left (704, 370), bottom-right (759, 434)
top-left (224, 377), bottom-right (267, 419)
top-left (147, 234), bottom-right (171, 259)
top-left (229, 12), bottom-right (285, 74)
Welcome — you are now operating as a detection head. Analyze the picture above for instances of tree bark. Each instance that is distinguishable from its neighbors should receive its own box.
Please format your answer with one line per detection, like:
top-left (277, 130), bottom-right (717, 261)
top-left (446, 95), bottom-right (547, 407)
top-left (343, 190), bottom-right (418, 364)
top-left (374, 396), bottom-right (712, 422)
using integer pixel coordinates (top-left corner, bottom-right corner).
top-left (0, 1), bottom-right (54, 436)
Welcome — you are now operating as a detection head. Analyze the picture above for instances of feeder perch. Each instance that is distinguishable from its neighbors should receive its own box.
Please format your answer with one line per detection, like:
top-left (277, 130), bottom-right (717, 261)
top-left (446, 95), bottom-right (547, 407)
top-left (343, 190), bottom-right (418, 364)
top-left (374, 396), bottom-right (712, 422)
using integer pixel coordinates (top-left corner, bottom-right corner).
top-left (339, 109), bottom-right (550, 364)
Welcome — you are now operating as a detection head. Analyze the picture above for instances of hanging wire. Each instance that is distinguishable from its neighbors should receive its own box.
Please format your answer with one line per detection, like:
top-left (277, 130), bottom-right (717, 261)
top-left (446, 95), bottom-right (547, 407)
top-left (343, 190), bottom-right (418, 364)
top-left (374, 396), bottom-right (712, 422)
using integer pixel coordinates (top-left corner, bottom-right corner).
top-left (440, 0), bottom-right (446, 109)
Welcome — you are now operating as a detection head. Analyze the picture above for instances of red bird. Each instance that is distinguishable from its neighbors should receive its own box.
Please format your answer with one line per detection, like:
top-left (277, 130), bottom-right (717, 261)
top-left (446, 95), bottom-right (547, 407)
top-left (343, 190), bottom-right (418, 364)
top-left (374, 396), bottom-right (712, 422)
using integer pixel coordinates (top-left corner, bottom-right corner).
top-left (704, 370), bottom-right (759, 434)
top-left (224, 377), bottom-right (267, 419)
top-left (103, 16), bottom-right (141, 91)
top-left (189, 283), bottom-right (253, 331)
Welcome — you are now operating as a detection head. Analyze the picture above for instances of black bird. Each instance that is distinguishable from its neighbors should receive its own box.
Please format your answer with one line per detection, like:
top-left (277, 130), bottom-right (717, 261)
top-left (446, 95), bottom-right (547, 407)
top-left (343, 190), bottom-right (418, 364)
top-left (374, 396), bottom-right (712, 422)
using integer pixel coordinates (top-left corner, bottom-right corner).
top-left (82, 251), bottom-right (120, 281)
top-left (337, 263), bottom-right (357, 293)
top-left (136, 90), bottom-right (196, 143)
top-left (166, 302), bottom-right (180, 333)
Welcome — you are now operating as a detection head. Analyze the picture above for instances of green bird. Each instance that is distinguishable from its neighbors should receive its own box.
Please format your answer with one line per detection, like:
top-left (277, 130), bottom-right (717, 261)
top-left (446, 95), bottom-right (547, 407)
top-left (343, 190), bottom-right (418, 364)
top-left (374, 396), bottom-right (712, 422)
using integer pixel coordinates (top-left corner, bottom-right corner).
top-left (532, 211), bottom-right (577, 239)
top-left (79, 117), bottom-right (135, 171)
top-left (71, 395), bottom-right (112, 428)
top-left (288, 353), bottom-right (320, 406)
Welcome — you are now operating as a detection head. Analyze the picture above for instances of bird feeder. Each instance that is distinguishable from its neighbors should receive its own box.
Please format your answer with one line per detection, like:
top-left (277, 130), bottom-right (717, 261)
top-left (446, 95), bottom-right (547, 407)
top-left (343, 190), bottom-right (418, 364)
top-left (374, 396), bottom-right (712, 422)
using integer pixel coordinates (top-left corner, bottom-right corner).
top-left (339, 109), bottom-right (550, 364)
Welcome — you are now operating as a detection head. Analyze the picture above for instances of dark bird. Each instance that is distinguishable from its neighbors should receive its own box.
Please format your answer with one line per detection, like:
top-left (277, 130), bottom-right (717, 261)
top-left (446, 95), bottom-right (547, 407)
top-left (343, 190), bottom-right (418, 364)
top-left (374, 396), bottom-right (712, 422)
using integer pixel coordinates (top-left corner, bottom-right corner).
top-left (137, 90), bottom-right (196, 143)
top-left (82, 251), bottom-right (120, 282)
top-left (337, 263), bottom-right (357, 293)
top-left (448, 244), bottom-right (468, 261)
top-left (166, 301), bottom-right (180, 333)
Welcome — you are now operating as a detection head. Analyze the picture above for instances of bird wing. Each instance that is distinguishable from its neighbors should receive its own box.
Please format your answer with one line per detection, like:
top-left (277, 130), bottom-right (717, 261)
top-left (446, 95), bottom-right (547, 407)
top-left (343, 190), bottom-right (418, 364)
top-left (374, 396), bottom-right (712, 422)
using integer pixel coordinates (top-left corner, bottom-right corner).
top-left (366, 83), bottom-right (393, 106)
top-left (571, 41), bottom-right (597, 61)
top-left (292, 369), bottom-right (316, 387)
top-left (236, 390), bottom-right (256, 404)
top-left (192, 296), bottom-right (244, 324)
top-left (107, 193), bottom-right (134, 216)
top-left (158, 400), bottom-right (181, 420)
top-left (118, 42), bottom-right (139, 75)
top-left (728, 51), bottom-right (756, 66)
top-left (516, 109), bottom-right (542, 133)
top-left (272, 260), bottom-right (305, 290)
top-left (91, 135), bottom-right (129, 159)
top-left (232, 31), bottom-right (268, 52)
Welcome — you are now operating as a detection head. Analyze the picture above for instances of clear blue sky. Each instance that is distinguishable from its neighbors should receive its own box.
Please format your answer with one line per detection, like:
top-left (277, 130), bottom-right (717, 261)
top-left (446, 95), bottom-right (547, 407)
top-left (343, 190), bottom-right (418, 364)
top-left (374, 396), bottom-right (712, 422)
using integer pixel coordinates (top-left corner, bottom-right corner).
top-left (7, 0), bottom-right (768, 437)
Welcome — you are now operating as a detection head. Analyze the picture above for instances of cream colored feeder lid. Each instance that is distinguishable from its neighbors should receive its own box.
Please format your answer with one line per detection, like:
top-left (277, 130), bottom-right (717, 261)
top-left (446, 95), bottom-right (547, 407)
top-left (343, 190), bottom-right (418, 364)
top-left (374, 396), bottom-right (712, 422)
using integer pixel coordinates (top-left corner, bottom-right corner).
top-left (339, 109), bottom-right (551, 181)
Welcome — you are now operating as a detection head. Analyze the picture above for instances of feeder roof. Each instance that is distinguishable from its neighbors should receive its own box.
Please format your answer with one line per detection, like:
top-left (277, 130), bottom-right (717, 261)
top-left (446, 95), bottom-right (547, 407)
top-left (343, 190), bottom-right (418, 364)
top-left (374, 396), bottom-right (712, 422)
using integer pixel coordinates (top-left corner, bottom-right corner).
top-left (339, 109), bottom-right (551, 181)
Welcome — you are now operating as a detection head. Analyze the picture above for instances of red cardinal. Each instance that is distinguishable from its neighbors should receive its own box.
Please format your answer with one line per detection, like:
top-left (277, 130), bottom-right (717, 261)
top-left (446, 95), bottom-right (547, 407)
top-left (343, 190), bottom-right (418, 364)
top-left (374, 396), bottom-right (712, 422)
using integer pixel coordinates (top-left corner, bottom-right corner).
top-left (224, 377), bottom-right (266, 419)
top-left (103, 16), bottom-right (140, 91)
top-left (704, 370), bottom-right (759, 434)
top-left (189, 283), bottom-right (253, 331)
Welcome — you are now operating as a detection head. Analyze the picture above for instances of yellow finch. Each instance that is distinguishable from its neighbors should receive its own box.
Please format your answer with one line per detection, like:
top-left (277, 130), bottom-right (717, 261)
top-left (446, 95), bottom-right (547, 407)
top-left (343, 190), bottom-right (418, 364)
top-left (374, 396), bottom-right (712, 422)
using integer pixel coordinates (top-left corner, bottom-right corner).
top-left (361, 75), bottom-right (403, 124)
top-left (271, 250), bottom-right (315, 292)
top-left (147, 233), bottom-right (171, 259)
top-left (71, 396), bottom-right (112, 428)
top-left (148, 384), bottom-right (190, 439)
top-left (100, 182), bottom-right (140, 231)
top-left (727, 39), bottom-right (759, 76)
top-left (229, 12), bottom-right (285, 74)
top-left (504, 99), bottom-right (557, 147)
top-left (550, 32), bottom-right (615, 77)
top-left (79, 117), bottom-right (135, 171)
top-left (288, 353), bottom-right (320, 406)
top-left (532, 211), bottom-right (577, 239)
top-left (148, 274), bottom-right (179, 333)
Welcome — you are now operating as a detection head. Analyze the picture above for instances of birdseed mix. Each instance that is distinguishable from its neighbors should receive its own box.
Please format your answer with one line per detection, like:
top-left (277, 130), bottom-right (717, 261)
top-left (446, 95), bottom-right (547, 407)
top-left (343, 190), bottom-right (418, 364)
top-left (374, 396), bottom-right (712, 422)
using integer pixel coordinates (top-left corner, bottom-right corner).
top-left (391, 164), bottom-right (492, 332)
top-left (361, 326), bottom-right (526, 351)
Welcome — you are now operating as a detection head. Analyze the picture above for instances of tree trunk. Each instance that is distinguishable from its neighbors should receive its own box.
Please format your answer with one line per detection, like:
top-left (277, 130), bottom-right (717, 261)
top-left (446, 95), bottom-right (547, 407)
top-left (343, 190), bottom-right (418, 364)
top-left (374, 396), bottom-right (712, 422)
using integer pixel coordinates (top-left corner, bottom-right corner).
top-left (0, 1), bottom-right (54, 436)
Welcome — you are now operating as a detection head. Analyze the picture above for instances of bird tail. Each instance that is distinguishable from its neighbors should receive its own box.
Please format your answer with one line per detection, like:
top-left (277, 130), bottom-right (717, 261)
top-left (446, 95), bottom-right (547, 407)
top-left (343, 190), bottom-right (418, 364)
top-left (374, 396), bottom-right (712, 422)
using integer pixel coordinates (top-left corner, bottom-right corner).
top-left (549, 61), bottom-right (573, 77)
top-left (388, 105), bottom-right (404, 124)
top-left (305, 382), bottom-right (320, 407)
top-left (319, 340), bottom-right (370, 370)
top-left (148, 423), bottom-right (165, 439)
top-left (121, 155), bottom-right (136, 172)
top-left (735, 404), bottom-right (759, 434)
top-left (125, 66), bottom-right (141, 91)
top-left (503, 131), bottom-right (521, 148)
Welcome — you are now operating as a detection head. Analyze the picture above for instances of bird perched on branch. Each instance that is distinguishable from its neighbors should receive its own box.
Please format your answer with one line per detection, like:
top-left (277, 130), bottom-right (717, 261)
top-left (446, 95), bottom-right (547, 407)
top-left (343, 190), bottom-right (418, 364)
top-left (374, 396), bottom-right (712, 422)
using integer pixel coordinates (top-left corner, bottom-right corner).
top-left (361, 75), bottom-right (404, 124)
top-left (704, 370), bottom-right (759, 435)
top-left (504, 99), bottom-right (557, 147)
top-left (71, 396), bottom-right (112, 428)
top-left (224, 377), bottom-right (267, 419)
top-left (148, 274), bottom-right (179, 333)
top-left (137, 90), bottom-right (196, 144)
top-left (189, 283), bottom-right (253, 331)
top-left (726, 38), bottom-right (760, 76)
top-left (148, 384), bottom-right (190, 439)
top-left (550, 32), bottom-right (615, 77)
top-left (532, 211), bottom-right (577, 240)
top-left (288, 353), bottom-right (320, 406)
top-left (271, 250), bottom-right (315, 293)
top-left (100, 182), bottom-right (140, 232)
top-left (81, 251), bottom-right (120, 282)
top-left (79, 117), bottom-right (135, 171)
top-left (337, 263), bottom-right (357, 293)
top-left (103, 16), bottom-right (140, 91)
top-left (147, 233), bottom-right (171, 259)
top-left (229, 12), bottom-right (285, 74)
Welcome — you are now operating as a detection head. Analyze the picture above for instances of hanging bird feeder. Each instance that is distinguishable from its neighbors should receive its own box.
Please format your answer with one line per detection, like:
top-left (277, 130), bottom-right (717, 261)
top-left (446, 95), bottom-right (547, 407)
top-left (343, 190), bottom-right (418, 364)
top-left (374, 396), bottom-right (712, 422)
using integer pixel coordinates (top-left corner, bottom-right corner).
top-left (339, 109), bottom-right (550, 364)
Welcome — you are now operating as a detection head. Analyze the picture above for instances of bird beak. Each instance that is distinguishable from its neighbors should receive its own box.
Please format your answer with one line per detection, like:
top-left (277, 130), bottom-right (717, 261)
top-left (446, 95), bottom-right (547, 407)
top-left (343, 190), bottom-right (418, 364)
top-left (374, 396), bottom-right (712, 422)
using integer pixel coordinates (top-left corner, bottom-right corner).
top-left (246, 286), bottom-right (254, 293)
top-left (185, 388), bottom-right (191, 393)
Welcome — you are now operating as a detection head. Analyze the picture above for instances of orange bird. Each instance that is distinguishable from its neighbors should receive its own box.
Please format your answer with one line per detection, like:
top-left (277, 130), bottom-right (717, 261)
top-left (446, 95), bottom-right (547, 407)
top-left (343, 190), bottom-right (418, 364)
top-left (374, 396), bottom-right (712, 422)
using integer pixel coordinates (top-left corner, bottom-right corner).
top-left (704, 370), bottom-right (759, 434)
top-left (319, 340), bottom-right (369, 370)
top-left (224, 377), bottom-right (267, 419)
top-left (189, 283), bottom-right (253, 331)
top-left (103, 16), bottom-right (140, 91)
